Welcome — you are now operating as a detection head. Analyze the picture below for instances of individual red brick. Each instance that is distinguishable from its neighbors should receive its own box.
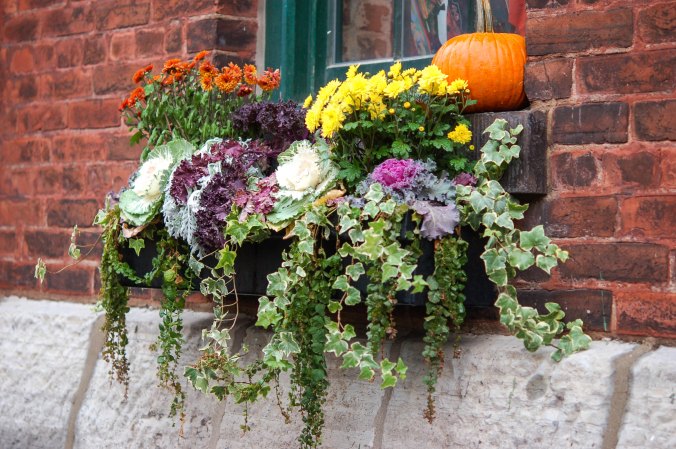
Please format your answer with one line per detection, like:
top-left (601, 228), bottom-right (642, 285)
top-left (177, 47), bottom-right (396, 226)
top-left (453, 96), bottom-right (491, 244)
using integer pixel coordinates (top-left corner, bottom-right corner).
top-left (51, 133), bottom-right (106, 161)
top-left (517, 289), bottom-right (612, 332)
top-left (217, 0), bottom-right (257, 18)
top-left (0, 166), bottom-right (31, 197)
top-left (3, 13), bottom-right (39, 42)
top-left (4, 138), bottom-right (50, 163)
top-left (634, 100), bottom-right (676, 141)
top-left (551, 151), bottom-right (597, 188)
top-left (32, 43), bottom-right (55, 70)
top-left (32, 166), bottom-right (63, 195)
top-left (95, 2), bottom-right (150, 31)
top-left (524, 58), bottom-right (572, 101)
top-left (615, 291), bottom-right (676, 338)
top-left (0, 199), bottom-right (43, 226)
top-left (18, 0), bottom-right (64, 10)
top-left (604, 149), bottom-right (660, 187)
top-left (54, 38), bottom-right (84, 68)
top-left (637, 1), bottom-right (676, 44)
top-left (43, 69), bottom-right (92, 100)
top-left (527, 8), bottom-right (633, 56)
top-left (87, 162), bottom-right (135, 197)
top-left (110, 31), bottom-right (136, 61)
top-left (559, 243), bottom-right (669, 283)
top-left (135, 28), bottom-right (164, 57)
top-left (46, 199), bottom-right (99, 227)
top-left (16, 103), bottom-right (68, 133)
top-left (578, 50), bottom-right (675, 95)
top-left (0, 229), bottom-right (18, 256)
top-left (83, 35), bottom-right (107, 66)
top-left (44, 266), bottom-right (94, 295)
top-left (553, 102), bottom-right (628, 145)
top-left (92, 62), bottom-right (137, 94)
top-left (620, 196), bottom-right (676, 239)
top-left (9, 46), bottom-right (34, 73)
top-left (0, 261), bottom-right (38, 289)
top-left (544, 196), bottom-right (617, 238)
top-left (67, 98), bottom-right (120, 129)
top-left (24, 229), bottom-right (70, 258)
top-left (106, 132), bottom-right (145, 160)
top-left (164, 23), bottom-right (182, 54)
top-left (151, 0), bottom-right (214, 21)
top-left (661, 148), bottom-right (676, 188)
top-left (187, 17), bottom-right (257, 54)
top-left (63, 165), bottom-right (86, 195)
top-left (7, 76), bottom-right (38, 102)
top-left (41, 5), bottom-right (95, 37)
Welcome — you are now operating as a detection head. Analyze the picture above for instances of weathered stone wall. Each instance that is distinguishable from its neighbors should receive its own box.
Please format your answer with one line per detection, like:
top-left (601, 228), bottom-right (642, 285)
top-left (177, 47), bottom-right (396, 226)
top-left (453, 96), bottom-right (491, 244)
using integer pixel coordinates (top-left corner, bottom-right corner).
top-left (1, 296), bottom-right (674, 449)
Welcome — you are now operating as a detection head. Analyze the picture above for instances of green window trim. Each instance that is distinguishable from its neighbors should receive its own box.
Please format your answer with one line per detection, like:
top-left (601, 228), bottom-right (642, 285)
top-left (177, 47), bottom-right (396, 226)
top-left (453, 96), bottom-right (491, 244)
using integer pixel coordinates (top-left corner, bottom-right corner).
top-left (265, 0), bottom-right (434, 101)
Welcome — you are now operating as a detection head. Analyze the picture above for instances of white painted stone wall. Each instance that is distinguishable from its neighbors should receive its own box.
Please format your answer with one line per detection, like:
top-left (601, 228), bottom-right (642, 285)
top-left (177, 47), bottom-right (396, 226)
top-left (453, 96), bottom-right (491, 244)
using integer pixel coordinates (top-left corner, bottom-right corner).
top-left (0, 296), bottom-right (674, 449)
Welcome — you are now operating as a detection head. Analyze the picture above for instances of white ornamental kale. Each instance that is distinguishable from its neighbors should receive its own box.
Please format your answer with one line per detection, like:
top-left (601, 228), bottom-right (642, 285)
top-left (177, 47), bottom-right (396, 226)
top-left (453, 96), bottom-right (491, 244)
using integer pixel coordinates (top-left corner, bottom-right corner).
top-left (119, 139), bottom-right (195, 227)
top-left (267, 139), bottom-right (338, 229)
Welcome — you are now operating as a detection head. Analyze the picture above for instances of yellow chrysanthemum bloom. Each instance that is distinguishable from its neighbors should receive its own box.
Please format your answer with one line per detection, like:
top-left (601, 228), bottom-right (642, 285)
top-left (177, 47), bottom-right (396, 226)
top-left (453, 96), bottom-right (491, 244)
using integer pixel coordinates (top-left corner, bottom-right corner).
top-left (449, 78), bottom-right (469, 93)
top-left (346, 64), bottom-right (360, 79)
top-left (388, 61), bottom-right (402, 79)
top-left (305, 108), bottom-right (320, 133)
top-left (383, 79), bottom-right (406, 99)
top-left (447, 123), bottom-right (473, 145)
top-left (417, 65), bottom-right (448, 95)
top-left (367, 71), bottom-right (388, 97)
top-left (315, 79), bottom-right (341, 109)
top-left (320, 104), bottom-right (345, 138)
top-left (303, 95), bottom-right (313, 109)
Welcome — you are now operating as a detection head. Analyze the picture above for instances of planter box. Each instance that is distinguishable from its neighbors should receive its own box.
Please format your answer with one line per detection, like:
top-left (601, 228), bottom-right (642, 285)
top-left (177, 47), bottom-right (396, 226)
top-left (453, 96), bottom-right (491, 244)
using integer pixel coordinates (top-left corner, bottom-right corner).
top-left (118, 227), bottom-right (496, 308)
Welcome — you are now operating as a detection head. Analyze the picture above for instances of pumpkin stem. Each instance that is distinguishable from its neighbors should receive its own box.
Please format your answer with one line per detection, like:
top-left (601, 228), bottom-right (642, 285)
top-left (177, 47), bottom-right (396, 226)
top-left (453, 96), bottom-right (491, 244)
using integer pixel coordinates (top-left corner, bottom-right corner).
top-left (475, 0), bottom-right (494, 33)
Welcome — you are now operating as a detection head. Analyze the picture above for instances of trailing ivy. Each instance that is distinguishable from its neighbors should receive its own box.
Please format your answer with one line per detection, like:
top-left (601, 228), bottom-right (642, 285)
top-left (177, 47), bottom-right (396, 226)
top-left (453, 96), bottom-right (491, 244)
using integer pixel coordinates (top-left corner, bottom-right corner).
top-left (94, 203), bottom-right (131, 394)
top-left (456, 119), bottom-right (592, 360)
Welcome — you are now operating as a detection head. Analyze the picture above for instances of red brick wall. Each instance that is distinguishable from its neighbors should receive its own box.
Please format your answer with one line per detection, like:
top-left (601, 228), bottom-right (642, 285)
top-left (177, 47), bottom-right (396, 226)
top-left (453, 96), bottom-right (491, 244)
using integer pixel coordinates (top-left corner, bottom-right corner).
top-left (0, 0), bottom-right (258, 299)
top-left (1, 0), bottom-right (674, 339)
top-left (521, 0), bottom-right (675, 338)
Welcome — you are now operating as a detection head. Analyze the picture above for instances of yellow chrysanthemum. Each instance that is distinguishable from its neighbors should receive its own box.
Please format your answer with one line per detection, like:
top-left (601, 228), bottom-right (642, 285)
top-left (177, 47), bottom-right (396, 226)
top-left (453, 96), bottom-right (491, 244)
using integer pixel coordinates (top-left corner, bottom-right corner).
top-left (305, 108), bottom-right (320, 133)
top-left (367, 71), bottom-right (388, 97)
top-left (417, 65), bottom-right (448, 96)
top-left (447, 123), bottom-right (473, 145)
top-left (320, 104), bottom-right (345, 138)
top-left (315, 79), bottom-right (341, 109)
top-left (449, 78), bottom-right (469, 93)
top-left (303, 95), bottom-right (313, 109)
top-left (388, 61), bottom-right (402, 79)
top-left (383, 79), bottom-right (406, 99)
top-left (346, 64), bottom-right (360, 79)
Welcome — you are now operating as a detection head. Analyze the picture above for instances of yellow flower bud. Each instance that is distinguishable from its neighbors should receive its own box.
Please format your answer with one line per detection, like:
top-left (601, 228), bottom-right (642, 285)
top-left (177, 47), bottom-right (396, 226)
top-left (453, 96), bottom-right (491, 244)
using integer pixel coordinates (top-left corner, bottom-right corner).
top-left (403, 101), bottom-right (411, 109)
top-left (418, 126), bottom-right (425, 132)
top-left (389, 108), bottom-right (395, 114)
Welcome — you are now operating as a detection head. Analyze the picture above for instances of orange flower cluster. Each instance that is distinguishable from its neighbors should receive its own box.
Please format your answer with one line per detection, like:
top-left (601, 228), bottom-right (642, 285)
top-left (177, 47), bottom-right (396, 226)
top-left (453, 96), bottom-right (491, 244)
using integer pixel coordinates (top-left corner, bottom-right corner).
top-left (132, 64), bottom-right (153, 84)
top-left (119, 51), bottom-right (282, 112)
top-left (119, 86), bottom-right (146, 111)
top-left (199, 60), bottom-right (280, 94)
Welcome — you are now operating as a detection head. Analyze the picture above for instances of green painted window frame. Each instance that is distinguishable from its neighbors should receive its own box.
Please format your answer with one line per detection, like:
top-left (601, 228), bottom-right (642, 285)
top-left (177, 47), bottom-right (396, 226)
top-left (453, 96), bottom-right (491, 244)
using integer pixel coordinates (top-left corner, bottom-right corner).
top-left (265, 0), bottom-right (436, 101)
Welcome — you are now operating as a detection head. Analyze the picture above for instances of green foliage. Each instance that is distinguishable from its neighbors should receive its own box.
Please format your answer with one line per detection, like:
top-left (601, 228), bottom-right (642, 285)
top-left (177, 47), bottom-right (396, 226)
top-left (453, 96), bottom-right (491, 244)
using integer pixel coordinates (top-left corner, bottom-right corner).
top-left (457, 119), bottom-right (591, 359)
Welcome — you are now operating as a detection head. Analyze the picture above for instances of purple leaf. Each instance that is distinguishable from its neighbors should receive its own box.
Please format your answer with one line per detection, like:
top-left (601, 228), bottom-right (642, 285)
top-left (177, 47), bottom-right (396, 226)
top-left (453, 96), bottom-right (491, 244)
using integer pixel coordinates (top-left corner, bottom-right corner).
top-left (412, 201), bottom-right (459, 240)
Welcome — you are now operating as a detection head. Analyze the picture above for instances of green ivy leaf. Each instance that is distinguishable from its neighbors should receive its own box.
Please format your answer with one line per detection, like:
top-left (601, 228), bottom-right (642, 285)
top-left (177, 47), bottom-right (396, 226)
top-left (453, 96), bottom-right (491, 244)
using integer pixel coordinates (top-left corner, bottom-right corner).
top-left (128, 238), bottom-right (145, 257)
top-left (508, 248), bottom-right (535, 270)
top-left (536, 254), bottom-right (558, 274)
top-left (345, 286), bottom-right (362, 306)
top-left (520, 226), bottom-right (550, 251)
top-left (346, 263), bottom-right (365, 281)
top-left (34, 258), bottom-right (46, 283)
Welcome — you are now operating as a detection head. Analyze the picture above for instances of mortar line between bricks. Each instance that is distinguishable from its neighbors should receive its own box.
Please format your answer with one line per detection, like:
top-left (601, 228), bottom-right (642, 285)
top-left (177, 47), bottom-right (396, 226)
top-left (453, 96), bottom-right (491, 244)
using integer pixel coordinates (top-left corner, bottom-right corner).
top-left (208, 319), bottom-right (252, 449)
top-left (601, 339), bottom-right (656, 449)
top-left (372, 338), bottom-right (404, 449)
top-left (65, 314), bottom-right (106, 449)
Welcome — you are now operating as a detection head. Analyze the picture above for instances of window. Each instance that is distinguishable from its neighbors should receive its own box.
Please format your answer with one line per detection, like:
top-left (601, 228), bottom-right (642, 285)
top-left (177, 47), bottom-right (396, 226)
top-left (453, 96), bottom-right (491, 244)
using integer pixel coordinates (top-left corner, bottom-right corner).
top-left (265, 0), bottom-right (525, 100)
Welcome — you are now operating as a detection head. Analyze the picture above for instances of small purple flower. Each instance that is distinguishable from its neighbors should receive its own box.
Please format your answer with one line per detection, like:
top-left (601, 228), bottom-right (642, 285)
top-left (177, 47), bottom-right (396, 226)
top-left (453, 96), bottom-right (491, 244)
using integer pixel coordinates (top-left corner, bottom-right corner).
top-left (371, 159), bottom-right (425, 190)
top-left (453, 172), bottom-right (477, 187)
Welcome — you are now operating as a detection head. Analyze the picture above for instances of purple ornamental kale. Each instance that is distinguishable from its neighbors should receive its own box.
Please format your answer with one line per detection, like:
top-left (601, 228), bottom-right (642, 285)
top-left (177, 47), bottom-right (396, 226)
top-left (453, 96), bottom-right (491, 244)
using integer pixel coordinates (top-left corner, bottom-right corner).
top-left (370, 159), bottom-right (425, 190)
top-left (234, 174), bottom-right (279, 221)
top-left (231, 101), bottom-right (309, 154)
top-left (453, 172), bottom-right (477, 187)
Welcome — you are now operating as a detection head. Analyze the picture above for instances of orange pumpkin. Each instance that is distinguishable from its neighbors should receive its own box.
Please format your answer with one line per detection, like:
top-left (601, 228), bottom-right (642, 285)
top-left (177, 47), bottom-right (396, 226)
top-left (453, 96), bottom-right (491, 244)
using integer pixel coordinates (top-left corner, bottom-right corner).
top-left (432, 2), bottom-right (526, 113)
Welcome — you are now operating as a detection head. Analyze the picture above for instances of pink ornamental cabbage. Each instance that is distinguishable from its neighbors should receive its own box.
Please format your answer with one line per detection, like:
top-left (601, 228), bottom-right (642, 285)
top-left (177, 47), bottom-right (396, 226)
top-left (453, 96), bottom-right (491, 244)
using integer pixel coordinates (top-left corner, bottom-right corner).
top-left (370, 159), bottom-right (425, 190)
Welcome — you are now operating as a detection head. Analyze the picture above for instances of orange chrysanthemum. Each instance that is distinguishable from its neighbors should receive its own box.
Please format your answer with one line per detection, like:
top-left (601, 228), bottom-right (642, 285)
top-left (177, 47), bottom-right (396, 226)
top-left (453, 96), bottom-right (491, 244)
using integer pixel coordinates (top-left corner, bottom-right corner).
top-left (237, 84), bottom-right (253, 97)
top-left (118, 98), bottom-right (131, 111)
top-left (128, 86), bottom-right (145, 103)
top-left (214, 73), bottom-right (238, 93)
top-left (132, 64), bottom-right (153, 83)
top-left (193, 50), bottom-right (209, 61)
top-left (163, 58), bottom-right (182, 74)
top-left (257, 68), bottom-right (281, 91)
top-left (200, 75), bottom-right (214, 91)
top-left (243, 64), bottom-right (257, 85)
top-left (162, 74), bottom-right (175, 86)
top-left (223, 63), bottom-right (243, 83)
